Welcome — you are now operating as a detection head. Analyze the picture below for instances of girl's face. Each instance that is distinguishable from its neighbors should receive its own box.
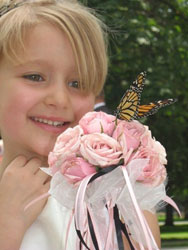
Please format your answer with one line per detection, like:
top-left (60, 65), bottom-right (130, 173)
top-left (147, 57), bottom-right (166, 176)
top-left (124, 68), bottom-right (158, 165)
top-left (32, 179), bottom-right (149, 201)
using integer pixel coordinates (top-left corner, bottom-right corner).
top-left (0, 23), bottom-right (95, 163)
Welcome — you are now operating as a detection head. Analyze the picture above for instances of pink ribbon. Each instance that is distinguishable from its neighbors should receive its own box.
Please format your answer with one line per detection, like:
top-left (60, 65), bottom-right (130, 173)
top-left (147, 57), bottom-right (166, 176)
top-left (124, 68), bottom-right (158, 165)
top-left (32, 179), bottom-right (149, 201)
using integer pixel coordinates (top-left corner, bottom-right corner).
top-left (163, 195), bottom-right (181, 217)
top-left (121, 166), bottom-right (159, 250)
top-left (74, 174), bottom-right (95, 231)
top-left (24, 192), bottom-right (50, 211)
top-left (74, 173), bottom-right (116, 249)
top-left (64, 209), bottom-right (74, 250)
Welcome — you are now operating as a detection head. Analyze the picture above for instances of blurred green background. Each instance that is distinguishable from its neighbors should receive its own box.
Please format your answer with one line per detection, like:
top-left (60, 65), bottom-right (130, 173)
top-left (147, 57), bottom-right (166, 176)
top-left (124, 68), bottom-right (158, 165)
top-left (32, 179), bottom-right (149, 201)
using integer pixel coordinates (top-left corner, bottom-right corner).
top-left (81, 0), bottom-right (188, 247)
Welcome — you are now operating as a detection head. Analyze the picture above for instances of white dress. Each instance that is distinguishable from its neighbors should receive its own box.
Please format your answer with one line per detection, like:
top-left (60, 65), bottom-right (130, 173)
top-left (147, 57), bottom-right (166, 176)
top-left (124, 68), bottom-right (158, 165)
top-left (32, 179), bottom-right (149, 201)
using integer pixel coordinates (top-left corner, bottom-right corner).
top-left (20, 196), bottom-right (77, 250)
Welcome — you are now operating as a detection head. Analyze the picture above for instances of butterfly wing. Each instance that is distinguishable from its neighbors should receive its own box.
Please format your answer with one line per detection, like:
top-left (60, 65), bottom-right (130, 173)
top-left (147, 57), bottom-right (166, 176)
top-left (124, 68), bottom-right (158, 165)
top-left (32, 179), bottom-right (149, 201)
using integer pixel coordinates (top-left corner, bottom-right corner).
top-left (115, 72), bottom-right (146, 121)
top-left (115, 71), bottom-right (177, 121)
top-left (137, 98), bottom-right (177, 118)
top-left (116, 89), bottom-right (141, 121)
top-left (131, 71), bottom-right (146, 92)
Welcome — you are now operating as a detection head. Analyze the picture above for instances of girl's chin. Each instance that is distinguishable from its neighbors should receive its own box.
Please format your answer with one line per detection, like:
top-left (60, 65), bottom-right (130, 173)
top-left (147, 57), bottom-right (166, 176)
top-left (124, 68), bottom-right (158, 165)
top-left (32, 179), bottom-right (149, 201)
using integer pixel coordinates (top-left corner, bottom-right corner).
top-left (32, 138), bottom-right (57, 154)
top-left (26, 145), bottom-right (54, 164)
top-left (33, 149), bottom-right (52, 160)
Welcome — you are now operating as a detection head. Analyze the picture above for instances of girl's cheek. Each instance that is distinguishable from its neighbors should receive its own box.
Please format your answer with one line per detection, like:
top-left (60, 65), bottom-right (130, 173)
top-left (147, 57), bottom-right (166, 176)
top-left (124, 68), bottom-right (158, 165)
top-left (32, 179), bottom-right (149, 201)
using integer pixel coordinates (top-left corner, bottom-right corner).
top-left (74, 94), bottom-right (95, 122)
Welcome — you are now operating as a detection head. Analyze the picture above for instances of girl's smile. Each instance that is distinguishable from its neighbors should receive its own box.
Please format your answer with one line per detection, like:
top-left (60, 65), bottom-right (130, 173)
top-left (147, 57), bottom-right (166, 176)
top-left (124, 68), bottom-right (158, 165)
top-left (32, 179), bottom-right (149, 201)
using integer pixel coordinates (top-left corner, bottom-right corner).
top-left (0, 22), bottom-right (95, 163)
top-left (30, 115), bottom-right (70, 134)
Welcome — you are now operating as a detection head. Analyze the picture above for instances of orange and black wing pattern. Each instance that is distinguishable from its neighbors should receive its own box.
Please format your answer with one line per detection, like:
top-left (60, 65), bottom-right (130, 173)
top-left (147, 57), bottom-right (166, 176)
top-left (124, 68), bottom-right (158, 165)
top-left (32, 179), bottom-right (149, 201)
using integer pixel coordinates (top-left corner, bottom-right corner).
top-left (137, 99), bottom-right (177, 119)
top-left (130, 71), bottom-right (146, 92)
top-left (115, 72), bottom-right (146, 121)
top-left (115, 71), bottom-right (177, 121)
top-left (116, 89), bottom-right (140, 121)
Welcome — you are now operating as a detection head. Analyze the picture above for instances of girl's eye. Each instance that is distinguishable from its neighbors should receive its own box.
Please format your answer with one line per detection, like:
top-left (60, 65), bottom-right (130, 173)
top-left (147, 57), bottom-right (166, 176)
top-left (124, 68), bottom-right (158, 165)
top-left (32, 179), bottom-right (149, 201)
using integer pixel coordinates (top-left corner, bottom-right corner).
top-left (68, 80), bottom-right (80, 89)
top-left (23, 74), bottom-right (44, 82)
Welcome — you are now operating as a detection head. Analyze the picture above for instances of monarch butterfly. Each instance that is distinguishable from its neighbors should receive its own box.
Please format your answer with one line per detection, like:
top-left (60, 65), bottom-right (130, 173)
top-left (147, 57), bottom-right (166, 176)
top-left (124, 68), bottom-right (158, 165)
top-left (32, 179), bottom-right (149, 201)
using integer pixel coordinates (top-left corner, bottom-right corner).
top-left (130, 71), bottom-right (146, 92)
top-left (137, 99), bottom-right (177, 119)
top-left (115, 72), bottom-right (177, 121)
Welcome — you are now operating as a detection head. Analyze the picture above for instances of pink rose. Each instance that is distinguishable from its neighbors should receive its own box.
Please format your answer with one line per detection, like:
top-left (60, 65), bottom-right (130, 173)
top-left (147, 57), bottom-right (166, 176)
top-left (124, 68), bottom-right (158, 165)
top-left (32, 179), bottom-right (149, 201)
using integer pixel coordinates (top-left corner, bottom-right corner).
top-left (48, 125), bottom-right (83, 173)
top-left (48, 152), bottom-right (59, 174)
top-left (140, 126), bottom-right (153, 147)
top-left (61, 157), bottom-right (96, 184)
top-left (79, 111), bottom-right (116, 136)
top-left (113, 120), bottom-right (146, 152)
top-left (80, 133), bottom-right (123, 167)
top-left (132, 146), bottom-right (167, 186)
top-left (140, 126), bottom-right (167, 165)
top-left (151, 140), bottom-right (167, 165)
top-left (128, 125), bottom-right (167, 186)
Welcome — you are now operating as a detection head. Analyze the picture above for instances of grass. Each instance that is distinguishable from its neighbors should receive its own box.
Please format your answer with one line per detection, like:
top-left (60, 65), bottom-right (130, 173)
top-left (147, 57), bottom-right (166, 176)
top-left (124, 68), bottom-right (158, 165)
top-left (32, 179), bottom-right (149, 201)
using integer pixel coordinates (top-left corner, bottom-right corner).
top-left (158, 213), bottom-right (184, 222)
top-left (157, 213), bottom-right (188, 247)
top-left (160, 224), bottom-right (188, 238)
top-left (161, 239), bottom-right (188, 248)
top-left (160, 224), bottom-right (188, 248)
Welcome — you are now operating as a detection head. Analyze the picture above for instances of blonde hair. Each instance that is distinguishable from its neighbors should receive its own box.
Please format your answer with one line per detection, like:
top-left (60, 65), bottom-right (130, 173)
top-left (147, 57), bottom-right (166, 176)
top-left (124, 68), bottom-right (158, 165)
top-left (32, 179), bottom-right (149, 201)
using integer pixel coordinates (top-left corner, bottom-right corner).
top-left (0, 0), bottom-right (108, 95)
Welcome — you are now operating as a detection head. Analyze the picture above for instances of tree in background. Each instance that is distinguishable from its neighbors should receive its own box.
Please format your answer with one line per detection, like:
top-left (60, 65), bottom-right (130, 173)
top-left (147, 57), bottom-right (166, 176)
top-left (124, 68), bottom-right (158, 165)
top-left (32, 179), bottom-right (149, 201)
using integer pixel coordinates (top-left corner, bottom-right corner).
top-left (81, 0), bottom-right (188, 225)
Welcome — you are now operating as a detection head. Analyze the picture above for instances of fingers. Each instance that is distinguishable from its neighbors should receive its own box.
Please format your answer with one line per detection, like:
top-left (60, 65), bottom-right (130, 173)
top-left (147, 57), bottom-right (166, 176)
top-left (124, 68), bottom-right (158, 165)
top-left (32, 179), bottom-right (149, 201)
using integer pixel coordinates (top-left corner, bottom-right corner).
top-left (24, 158), bottom-right (50, 184)
top-left (0, 155), bottom-right (51, 231)
top-left (35, 168), bottom-right (51, 183)
top-left (3, 155), bottom-right (50, 187)
top-left (43, 179), bottom-right (50, 191)
top-left (24, 158), bottom-right (42, 174)
top-left (6, 155), bottom-right (27, 170)
top-left (6, 156), bottom-right (50, 184)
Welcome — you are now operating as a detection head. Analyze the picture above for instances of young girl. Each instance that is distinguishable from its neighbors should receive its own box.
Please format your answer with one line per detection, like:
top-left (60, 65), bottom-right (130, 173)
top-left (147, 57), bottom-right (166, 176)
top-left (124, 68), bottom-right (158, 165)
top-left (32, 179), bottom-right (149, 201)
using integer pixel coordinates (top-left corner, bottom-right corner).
top-left (0, 0), bottom-right (160, 249)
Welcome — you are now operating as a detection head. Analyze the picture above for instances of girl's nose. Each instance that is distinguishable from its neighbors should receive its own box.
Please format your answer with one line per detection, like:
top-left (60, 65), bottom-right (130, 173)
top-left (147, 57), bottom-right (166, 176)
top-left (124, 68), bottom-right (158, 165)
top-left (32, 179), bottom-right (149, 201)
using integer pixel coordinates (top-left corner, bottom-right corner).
top-left (43, 81), bottom-right (70, 109)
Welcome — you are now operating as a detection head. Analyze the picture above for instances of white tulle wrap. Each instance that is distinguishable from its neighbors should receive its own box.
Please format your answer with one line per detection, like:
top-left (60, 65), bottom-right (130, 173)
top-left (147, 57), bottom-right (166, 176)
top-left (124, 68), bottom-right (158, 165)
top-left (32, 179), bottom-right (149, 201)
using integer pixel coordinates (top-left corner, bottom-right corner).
top-left (41, 158), bottom-right (167, 249)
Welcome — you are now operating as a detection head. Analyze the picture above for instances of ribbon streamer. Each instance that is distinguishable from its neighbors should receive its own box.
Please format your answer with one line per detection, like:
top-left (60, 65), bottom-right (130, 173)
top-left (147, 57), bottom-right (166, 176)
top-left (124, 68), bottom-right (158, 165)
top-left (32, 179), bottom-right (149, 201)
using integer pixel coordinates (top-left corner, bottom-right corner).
top-left (38, 162), bottom-right (180, 249)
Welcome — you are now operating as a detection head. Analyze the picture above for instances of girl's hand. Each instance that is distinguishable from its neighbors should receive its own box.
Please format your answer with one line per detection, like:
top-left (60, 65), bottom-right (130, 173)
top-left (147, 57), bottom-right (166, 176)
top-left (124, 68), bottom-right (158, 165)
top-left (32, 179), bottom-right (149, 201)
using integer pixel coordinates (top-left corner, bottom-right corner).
top-left (0, 156), bottom-right (50, 249)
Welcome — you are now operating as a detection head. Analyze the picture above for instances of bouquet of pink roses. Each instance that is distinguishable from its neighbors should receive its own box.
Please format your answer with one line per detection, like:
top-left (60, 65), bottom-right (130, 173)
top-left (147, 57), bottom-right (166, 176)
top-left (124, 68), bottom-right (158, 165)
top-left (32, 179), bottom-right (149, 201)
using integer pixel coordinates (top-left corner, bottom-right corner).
top-left (48, 111), bottom-right (167, 185)
top-left (41, 111), bottom-right (179, 250)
